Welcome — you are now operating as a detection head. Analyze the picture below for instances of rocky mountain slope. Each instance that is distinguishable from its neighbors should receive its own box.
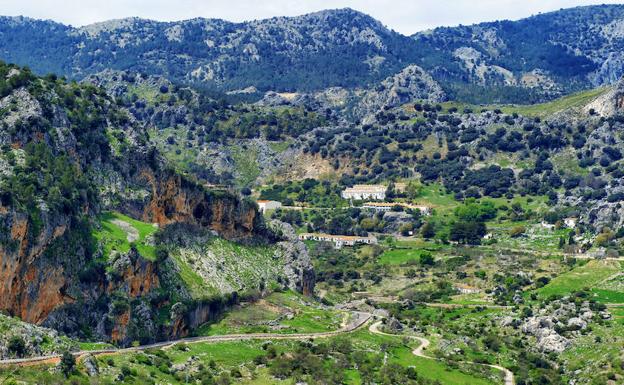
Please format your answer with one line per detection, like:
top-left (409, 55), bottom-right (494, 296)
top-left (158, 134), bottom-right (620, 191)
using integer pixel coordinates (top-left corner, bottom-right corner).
top-left (4, 5), bottom-right (624, 102)
top-left (411, 4), bottom-right (624, 102)
top-left (0, 9), bottom-right (420, 93)
top-left (0, 62), bottom-right (313, 346)
top-left (82, 66), bottom-right (449, 188)
top-left (79, 64), bottom-right (624, 236)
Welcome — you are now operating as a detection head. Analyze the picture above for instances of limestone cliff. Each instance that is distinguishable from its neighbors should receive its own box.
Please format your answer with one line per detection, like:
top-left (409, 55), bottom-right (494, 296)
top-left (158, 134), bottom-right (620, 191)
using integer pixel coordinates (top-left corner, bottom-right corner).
top-left (584, 77), bottom-right (624, 116)
top-left (0, 63), bottom-right (313, 346)
top-left (133, 168), bottom-right (260, 240)
top-left (0, 209), bottom-right (73, 325)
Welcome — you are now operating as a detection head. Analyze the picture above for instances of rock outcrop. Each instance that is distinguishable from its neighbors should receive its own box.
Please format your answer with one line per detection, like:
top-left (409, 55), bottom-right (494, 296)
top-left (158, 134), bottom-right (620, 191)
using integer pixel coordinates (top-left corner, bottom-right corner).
top-left (0, 313), bottom-right (77, 359)
top-left (584, 76), bottom-right (624, 116)
top-left (356, 64), bottom-right (446, 123)
top-left (519, 298), bottom-right (604, 353)
top-left (269, 220), bottom-right (316, 297)
top-left (134, 168), bottom-right (260, 240)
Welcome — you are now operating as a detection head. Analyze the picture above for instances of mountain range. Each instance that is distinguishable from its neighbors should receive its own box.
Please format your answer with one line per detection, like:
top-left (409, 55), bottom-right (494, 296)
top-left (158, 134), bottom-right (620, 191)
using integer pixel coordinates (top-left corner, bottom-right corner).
top-left (2, 5), bottom-right (624, 103)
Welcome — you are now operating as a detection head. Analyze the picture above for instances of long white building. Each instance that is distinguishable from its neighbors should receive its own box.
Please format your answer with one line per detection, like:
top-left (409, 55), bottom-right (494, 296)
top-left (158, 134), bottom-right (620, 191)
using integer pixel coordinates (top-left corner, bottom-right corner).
top-left (257, 200), bottom-right (282, 213)
top-left (361, 202), bottom-right (431, 215)
top-left (298, 233), bottom-right (377, 249)
top-left (341, 184), bottom-right (386, 200)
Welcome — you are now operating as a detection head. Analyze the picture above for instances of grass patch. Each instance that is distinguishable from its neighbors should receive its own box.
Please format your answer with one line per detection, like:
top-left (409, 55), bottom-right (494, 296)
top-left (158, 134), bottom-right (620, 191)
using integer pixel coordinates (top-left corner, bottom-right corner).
top-left (230, 144), bottom-right (260, 188)
top-left (437, 87), bottom-right (608, 117)
top-left (197, 291), bottom-right (343, 335)
top-left (390, 347), bottom-right (496, 385)
top-left (537, 260), bottom-right (622, 299)
top-left (78, 341), bottom-right (116, 351)
top-left (268, 140), bottom-right (292, 153)
top-left (591, 289), bottom-right (624, 304)
top-left (494, 87), bottom-right (608, 117)
top-left (415, 183), bottom-right (458, 214)
top-left (92, 211), bottom-right (158, 261)
top-left (378, 248), bottom-right (429, 265)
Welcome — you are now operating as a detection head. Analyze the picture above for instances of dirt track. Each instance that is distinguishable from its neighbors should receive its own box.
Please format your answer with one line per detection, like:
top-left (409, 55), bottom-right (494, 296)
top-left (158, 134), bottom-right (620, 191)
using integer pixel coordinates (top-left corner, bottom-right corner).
top-left (369, 321), bottom-right (514, 385)
top-left (0, 312), bottom-right (371, 367)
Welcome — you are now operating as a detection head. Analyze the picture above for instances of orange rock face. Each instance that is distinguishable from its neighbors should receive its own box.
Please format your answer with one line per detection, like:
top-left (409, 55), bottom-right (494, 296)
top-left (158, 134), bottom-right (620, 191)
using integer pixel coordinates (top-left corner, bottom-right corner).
top-left (0, 166), bottom-right (264, 340)
top-left (137, 168), bottom-right (258, 239)
top-left (0, 212), bottom-right (72, 325)
top-left (111, 311), bottom-right (131, 342)
top-left (106, 253), bottom-right (160, 298)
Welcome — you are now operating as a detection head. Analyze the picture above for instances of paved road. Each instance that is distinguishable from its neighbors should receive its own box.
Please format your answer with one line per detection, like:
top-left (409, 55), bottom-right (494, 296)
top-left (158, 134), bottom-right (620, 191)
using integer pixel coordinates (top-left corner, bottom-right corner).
top-left (369, 321), bottom-right (514, 385)
top-left (0, 312), bottom-right (371, 367)
top-left (353, 293), bottom-right (513, 309)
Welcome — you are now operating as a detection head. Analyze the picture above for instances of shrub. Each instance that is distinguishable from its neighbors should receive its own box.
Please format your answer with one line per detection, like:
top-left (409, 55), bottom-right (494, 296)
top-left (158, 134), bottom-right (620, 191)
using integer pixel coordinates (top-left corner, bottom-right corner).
top-left (509, 226), bottom-right (526, 238)
top-left (59, 351), bottom-right (76, 377)
top-left (419, 252), bottom-right (434, 266)
top-left (7, 335), bottom-right (26, 357)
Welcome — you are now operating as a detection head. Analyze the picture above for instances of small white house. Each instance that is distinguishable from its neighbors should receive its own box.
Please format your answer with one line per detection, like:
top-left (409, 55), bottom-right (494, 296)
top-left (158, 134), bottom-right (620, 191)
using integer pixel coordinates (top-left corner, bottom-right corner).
top-left (361, 202), bottom-right (395, 212)
top-left (298, 233), bottom-right (377, 249)
top-left (564, 217), bottom-right (578, 229)
top-left (455, 284), bottom-right (480, 295)
top-left (342, 185), bottom-right (386, 200)
top-left (257, 200), bottom-right (282, 214)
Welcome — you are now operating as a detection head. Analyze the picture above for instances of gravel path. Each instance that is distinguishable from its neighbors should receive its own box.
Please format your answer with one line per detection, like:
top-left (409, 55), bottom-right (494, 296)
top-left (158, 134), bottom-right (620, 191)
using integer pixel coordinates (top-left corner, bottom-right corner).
top-left (369, 321), bottom-right (514, 385)
top-left (0, 312), bottom-right (371, 367)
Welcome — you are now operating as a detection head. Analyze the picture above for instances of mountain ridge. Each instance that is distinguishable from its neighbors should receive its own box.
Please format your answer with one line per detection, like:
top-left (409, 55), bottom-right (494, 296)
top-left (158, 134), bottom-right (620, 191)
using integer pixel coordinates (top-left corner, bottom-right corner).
top-left (2, 5), bottom-right (624, 102)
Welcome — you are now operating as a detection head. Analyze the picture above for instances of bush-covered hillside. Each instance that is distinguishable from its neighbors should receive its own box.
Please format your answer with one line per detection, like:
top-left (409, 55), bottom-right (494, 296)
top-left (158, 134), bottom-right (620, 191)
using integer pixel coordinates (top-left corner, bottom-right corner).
top-left (0, 61), bottom-right (311, 347)
top-left (3, 6), bottom-right (624, 102)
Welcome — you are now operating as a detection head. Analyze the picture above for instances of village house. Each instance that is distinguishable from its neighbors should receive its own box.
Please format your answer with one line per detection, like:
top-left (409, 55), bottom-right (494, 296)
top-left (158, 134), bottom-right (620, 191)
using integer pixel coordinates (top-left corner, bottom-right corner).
top-left (257, 200), bottom-right (282, 213)
top-left (564, 217), bottom-right (578, 229)
top-left (298, 233), bottom-right (377, 249)
top-left (362, 202), bottom-right (431, 215)
top-left (454, 284), bottom-right (481, 295)
top-left (341, 184), bottom-right (386, 200)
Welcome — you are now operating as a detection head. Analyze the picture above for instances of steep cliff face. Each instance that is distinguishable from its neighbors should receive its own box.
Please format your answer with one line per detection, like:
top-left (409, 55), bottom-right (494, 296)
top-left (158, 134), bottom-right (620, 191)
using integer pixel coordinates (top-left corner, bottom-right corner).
top-left (268, 221), bottom-right (316, 297)
top-left (134, 168), bottom-right (260, 240)
top-left (0, 208), bottom-right (73, 325)
top-left (0, 63), bottom-right (312, 345)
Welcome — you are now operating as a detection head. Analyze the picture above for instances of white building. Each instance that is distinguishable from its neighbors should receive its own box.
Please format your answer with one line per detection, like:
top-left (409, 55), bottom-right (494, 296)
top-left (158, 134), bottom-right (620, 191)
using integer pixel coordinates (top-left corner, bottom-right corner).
top-left (341, 185), bottom-right (386, 200)
top-left (257, 200), bottom-right (282, 214)
top-left (455, 284), bottom-right (481, 295)
top-left (362, 202), bottom-right (431, 215)
top-left (564, 217), bottom-right (578, 229)
top-left (540, 221), bottom-right (556, 230)
top-left (298, 233), bottom-right (377, 249)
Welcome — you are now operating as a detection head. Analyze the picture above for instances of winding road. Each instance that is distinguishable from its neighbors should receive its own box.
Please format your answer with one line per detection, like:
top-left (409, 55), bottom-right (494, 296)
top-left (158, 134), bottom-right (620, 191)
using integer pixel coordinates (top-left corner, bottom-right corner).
top-left (0, 309), bottom-right (516, 385)
top-left (369, 321), bottom-right (514, 385)
top-left (0, 312), bottom-right (371, 367)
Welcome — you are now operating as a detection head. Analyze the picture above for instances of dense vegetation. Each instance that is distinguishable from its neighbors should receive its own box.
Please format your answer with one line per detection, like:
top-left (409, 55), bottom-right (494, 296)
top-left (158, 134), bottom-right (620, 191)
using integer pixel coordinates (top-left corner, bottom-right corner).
top-left (3, 5), bottom-right (624, 102)
top-left (4, 5), bottom-right (624, 384)
top-left (0, 10), bottom-right (422, 93)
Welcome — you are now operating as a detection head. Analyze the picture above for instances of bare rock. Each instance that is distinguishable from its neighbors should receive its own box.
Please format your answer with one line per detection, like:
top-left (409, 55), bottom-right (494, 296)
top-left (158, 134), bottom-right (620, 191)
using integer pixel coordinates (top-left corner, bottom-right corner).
top-left (83, 354), bottom-right (100, 377)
